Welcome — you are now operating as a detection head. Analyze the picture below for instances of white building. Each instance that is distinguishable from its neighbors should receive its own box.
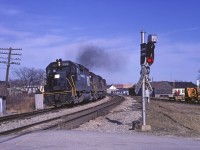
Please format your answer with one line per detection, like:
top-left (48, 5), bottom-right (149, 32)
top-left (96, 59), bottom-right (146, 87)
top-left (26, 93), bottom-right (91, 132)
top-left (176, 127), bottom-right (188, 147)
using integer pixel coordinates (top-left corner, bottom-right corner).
top-left (107, 85), bottom-right (118, 94)
top-left (197, 80), bottom-right (200, 88)
top-left (107, 84), bottom-right (130, 95)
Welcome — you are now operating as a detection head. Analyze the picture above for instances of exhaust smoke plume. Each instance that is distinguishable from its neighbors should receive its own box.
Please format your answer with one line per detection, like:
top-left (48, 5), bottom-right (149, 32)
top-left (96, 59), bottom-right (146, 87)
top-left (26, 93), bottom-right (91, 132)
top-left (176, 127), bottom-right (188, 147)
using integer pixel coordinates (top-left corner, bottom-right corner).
top-left (76, 45), bottom-right (126, 72)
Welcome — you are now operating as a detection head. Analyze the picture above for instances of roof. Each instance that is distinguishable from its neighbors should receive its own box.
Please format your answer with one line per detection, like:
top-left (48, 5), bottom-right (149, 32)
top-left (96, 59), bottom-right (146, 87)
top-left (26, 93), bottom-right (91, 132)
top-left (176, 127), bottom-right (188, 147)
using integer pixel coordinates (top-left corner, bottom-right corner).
top-left (108, 84), bottom-right (133, 89)
top-left (150, 81), bottom-right (170, 89)
top-left (151, 81), bottom-right (197, 89)
top-left (168, 82), bottom-right (197, 88)
top-left (151, 81), bottom-right (172, 94)
top-left (116, 88), bottom-right (129, 91)
top-left (107, 85), bottom-right (117, 90)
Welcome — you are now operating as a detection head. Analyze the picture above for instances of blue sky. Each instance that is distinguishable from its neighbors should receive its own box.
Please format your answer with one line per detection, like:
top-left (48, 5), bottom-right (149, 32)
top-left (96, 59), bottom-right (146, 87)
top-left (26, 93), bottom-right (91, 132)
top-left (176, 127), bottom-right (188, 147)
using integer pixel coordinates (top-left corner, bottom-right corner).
top-left (0, 0), bottom-right (200, 84)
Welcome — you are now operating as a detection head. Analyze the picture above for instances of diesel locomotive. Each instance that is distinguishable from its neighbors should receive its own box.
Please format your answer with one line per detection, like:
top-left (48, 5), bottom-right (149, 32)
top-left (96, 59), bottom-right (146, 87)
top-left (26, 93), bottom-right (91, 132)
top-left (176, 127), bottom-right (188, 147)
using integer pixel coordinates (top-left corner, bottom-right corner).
top-left (44, 59), bottom-right (107, 106)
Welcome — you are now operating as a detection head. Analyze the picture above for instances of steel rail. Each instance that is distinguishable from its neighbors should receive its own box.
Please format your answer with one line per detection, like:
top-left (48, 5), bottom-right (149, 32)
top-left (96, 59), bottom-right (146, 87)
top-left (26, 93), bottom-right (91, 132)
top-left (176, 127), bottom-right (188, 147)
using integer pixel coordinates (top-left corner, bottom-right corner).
top-left (150, 97), bottom-right (200, 106)
top-left (53, 95), bottom-right (124, 130)
top-left (0, 106), bottom-right (66, 123)
top-left (0, 98), bottom-right (100, 123)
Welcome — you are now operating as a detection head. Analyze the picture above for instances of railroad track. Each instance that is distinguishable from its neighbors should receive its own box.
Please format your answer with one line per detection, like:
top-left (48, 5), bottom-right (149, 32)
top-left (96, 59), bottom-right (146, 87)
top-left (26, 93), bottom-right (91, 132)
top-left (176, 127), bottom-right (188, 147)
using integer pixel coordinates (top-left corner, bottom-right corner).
top-left (0, 95), bottom-right (124, 136)
top-left (134, 96), bottom-right (200, 105)
top-left (0, 105), bottom-right (68, 123)
top-left (0, 98), bottom-right (104, 123)
top-left (150, 97), bottom-right (200, 106)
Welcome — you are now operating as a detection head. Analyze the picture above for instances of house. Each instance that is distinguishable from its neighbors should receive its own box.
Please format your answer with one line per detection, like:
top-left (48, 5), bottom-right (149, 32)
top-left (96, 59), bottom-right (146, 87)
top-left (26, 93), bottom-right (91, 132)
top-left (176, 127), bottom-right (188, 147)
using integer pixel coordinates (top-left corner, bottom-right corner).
top-left (9, 85), bottom-right (41, 95)
top-left (150, 81), bottom-right (173, 98)
top-left (107, 85), bottom-right (118, 94)
top-left (0, 80), bottom-right (42, 96)
top-left (107, 84), bottom-right (132, 95)
top-left (112, 88), bottom-right (129, 95)
top-left (150, 81), bottom-right (197, 98)
top-left (168, 81), bottom-right (197, 97)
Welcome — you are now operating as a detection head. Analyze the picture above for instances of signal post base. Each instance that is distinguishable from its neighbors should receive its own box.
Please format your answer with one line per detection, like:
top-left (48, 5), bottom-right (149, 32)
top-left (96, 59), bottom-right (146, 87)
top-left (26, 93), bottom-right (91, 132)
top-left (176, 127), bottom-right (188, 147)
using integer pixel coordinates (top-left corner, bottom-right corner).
top-left (139, 125), bottom-right (151, 132)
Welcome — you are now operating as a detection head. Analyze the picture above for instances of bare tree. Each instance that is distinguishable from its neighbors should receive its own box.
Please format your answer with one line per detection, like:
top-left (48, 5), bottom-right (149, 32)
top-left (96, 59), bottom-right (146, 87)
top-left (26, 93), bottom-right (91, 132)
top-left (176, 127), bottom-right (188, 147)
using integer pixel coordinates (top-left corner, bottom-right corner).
top-left (0, 81), bottom-right (8, 96)
top-left (11, 67), bottom-right (45, 94)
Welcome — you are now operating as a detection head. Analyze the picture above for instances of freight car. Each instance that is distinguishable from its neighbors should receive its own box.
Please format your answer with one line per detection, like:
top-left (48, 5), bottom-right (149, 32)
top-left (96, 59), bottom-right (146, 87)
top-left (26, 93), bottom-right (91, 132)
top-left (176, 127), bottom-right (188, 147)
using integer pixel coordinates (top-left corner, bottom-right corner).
top-left (44, 59), bottom-right (107, 106)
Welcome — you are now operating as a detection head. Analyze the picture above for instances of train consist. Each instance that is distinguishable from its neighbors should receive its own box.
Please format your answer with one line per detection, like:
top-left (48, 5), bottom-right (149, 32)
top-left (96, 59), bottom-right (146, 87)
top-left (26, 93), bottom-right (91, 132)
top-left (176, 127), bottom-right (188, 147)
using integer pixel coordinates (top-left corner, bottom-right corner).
top-left (44, 59), bottom-right (107, 106)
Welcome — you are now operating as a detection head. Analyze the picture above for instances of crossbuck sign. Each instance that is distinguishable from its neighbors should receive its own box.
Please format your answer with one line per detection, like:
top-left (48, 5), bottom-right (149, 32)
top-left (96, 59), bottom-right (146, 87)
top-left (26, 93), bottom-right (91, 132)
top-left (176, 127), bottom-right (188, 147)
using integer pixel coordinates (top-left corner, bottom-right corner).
top-left (135, 66), bottom-right (153, 95)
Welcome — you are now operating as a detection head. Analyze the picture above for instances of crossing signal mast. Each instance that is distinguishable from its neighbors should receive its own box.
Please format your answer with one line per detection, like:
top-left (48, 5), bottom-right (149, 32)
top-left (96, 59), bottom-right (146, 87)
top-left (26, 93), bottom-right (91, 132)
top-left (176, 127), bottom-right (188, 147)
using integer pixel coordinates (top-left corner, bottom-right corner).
top-left (0, 47), bottom-right (22, 87)
top-left (135, 31), bottom-right (157, 131)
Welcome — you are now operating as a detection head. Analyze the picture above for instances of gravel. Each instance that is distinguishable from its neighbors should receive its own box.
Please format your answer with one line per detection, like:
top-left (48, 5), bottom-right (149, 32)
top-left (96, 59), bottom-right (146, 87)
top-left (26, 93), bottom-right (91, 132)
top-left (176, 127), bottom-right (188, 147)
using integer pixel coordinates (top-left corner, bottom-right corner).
top-left (75, 96), bottom-right (200, 139)
top-left (74, 96), bottom-right (142, 134)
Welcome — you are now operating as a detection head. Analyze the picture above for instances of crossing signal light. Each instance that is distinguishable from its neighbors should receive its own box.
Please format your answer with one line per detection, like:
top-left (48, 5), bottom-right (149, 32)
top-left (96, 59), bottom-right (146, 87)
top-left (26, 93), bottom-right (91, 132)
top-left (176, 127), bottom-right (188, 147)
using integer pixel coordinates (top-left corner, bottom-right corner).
top-left (146, 42), bottom-right (155, 66)
top-left (146, 57), bottom-right (154, 64)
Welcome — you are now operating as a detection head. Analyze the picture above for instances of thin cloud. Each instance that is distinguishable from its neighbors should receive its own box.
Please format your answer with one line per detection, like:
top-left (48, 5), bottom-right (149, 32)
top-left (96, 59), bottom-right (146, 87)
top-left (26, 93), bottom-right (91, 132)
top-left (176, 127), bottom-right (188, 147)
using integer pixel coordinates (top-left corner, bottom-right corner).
top-left (0, 25), bottom-right (199, 84)
top-left (0, 5), bottom-right (22, 16)
top-left (0, 26), bottom-right (32, 38)
top-left (160, 27), bottom-right (199, 37)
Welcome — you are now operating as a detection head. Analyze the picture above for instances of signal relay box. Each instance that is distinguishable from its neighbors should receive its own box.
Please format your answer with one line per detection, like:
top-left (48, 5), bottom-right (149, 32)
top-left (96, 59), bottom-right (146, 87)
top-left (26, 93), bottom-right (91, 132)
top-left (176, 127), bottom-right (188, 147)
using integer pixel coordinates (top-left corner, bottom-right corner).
top-left (148, 34), bottom-right (157, 43)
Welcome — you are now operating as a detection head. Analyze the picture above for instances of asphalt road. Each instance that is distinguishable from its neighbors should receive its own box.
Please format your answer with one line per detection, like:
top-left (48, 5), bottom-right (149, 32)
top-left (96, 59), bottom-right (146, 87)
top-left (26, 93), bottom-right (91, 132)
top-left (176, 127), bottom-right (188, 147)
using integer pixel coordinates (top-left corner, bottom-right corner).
top-left (0, 130), bottom-right (200, 150)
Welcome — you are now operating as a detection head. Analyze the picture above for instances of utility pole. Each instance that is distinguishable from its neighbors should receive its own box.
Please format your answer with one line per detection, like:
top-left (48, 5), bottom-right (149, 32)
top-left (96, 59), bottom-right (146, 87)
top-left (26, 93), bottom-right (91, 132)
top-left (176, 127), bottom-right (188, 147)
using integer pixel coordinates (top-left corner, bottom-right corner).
top-left (0, 47), bottom-right (22, 87)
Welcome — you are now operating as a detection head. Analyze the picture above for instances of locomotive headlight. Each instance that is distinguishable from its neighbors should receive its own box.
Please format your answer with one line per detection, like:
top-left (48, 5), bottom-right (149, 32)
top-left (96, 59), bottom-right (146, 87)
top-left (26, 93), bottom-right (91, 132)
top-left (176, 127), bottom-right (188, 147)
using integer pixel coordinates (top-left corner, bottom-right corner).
top-left (54, 74), bottom-right (60, 79)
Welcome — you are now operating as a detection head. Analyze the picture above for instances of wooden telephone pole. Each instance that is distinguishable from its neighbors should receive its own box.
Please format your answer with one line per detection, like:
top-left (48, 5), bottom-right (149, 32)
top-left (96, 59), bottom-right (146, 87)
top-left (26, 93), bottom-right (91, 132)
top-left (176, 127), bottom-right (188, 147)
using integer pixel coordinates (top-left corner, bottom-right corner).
top-left (0, 47), bottom-right (22, 87)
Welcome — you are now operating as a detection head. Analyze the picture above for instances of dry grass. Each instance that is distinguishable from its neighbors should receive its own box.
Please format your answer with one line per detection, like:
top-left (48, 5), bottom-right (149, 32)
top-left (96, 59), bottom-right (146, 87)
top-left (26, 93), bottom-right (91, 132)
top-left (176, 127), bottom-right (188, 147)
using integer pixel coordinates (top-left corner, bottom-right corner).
top-left (6, 95), bottom-right (35, 113)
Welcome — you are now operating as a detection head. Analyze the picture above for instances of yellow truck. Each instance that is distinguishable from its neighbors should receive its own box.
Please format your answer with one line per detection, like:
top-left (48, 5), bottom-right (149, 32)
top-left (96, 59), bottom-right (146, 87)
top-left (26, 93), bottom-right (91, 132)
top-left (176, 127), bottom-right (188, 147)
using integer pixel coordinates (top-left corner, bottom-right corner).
top-left (185, 87), bottom-right (199, 102)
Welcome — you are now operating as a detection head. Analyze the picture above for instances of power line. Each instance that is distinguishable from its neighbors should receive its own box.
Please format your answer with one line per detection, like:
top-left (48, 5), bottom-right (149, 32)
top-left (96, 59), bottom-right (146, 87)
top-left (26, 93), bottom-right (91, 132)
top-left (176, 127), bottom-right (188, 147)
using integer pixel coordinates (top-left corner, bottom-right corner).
top-left (0, 47), bottom-right (22, 87)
